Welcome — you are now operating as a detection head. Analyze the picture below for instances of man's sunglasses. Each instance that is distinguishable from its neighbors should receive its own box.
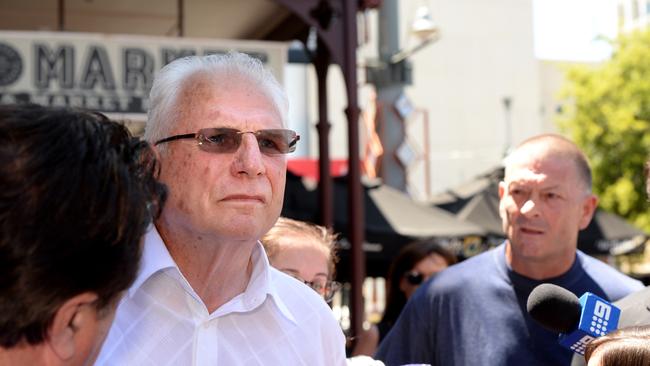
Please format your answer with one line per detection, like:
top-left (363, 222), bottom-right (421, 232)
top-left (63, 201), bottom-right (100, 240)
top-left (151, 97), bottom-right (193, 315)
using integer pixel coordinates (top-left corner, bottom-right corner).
top-left (405, 271), bottom-right (424, 285)
top-left (154, 127), bottom-right (300, 155)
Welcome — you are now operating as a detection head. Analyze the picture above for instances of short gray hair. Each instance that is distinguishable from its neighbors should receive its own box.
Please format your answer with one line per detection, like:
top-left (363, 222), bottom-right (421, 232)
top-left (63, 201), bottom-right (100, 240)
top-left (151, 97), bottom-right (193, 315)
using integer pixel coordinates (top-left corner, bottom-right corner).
top-left (143, 52), bottom-right (289, 144)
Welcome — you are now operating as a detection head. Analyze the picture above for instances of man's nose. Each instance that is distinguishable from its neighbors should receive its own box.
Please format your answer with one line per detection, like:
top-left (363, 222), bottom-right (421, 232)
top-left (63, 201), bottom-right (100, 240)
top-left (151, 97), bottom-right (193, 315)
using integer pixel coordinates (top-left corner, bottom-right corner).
top-left (231, 133), bottom-right (265, 176)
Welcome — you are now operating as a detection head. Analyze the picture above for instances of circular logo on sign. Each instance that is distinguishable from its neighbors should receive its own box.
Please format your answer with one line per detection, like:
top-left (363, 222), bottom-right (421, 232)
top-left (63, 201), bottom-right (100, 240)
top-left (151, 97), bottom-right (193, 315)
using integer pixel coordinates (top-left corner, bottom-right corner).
top-left (0, 43), bottom-right (23, 87)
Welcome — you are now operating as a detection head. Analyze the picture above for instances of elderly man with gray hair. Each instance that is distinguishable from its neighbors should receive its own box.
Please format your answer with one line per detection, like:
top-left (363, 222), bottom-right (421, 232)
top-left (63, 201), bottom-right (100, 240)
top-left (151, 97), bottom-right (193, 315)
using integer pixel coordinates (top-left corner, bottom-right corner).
top-left (96, 53), bottom-right (346, 365)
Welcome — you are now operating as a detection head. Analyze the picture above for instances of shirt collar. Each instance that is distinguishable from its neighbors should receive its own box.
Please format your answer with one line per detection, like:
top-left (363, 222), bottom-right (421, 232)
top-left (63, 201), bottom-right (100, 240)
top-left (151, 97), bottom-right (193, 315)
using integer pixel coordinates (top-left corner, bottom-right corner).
top-left (496, 242), bottom-right (582, 291)
top-left (240, 242), bottom-right (297, 324)
top-left (127, 225), bottom-right (177, 298)
top-left (127, 226), bottom-right (297, 324)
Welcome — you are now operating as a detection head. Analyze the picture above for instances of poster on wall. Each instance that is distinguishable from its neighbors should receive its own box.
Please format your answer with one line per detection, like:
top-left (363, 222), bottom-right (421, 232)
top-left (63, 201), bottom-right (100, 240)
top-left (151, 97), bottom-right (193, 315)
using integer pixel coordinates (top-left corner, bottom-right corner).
top-left (0, 31), bottom-right (287, 119)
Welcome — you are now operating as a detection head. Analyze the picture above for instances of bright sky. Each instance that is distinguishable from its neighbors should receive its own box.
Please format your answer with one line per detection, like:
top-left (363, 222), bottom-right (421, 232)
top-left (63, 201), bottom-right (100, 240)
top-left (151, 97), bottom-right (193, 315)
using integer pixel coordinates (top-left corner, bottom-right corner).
top-left (533, 0), bottom-right (618, 61)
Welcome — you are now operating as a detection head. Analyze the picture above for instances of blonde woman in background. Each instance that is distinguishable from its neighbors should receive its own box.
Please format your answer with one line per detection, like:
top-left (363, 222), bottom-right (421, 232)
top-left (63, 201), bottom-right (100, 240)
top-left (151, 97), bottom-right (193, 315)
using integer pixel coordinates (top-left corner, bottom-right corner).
top-left (262, 217), bottom-right (341, 303)
top-left (262, 217), bottom-right (384, 366)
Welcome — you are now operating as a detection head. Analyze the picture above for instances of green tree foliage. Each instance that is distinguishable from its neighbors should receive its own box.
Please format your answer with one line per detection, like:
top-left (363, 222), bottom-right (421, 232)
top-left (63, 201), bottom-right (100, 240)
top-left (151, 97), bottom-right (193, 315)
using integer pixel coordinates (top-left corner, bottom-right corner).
top-left (558, 28), bottom-right (650, 232)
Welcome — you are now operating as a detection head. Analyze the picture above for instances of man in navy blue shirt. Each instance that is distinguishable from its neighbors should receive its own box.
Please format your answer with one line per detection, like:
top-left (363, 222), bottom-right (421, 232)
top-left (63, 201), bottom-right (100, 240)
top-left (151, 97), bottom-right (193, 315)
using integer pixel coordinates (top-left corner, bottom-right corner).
top-left (375, 134), bottom-right (643, 366)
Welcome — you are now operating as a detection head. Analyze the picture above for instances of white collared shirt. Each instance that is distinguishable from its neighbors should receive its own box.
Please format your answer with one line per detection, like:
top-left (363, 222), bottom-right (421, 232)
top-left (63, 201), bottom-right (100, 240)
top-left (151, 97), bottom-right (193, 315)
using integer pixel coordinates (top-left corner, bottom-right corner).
top-left (96, 227), bottom-right (346, 366)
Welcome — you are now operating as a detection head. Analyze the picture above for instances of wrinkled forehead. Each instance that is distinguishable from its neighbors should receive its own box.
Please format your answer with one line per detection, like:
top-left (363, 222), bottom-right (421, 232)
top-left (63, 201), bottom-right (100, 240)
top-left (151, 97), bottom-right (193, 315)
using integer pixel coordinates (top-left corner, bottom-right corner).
top-left (504, 149), bottom-right (579, 188)
top-left (175, 72), bottom-right (284, 131)
top-left (505, 166), bottom-right (551, 188)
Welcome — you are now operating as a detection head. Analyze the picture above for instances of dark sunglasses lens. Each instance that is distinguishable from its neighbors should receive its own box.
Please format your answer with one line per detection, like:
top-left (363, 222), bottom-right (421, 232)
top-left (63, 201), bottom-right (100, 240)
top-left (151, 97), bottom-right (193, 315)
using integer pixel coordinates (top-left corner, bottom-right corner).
top-left (257, 130), bottom-right (297, 155)
top-left (198, 128), bottom-right (298, 155)
top-left (406, 272), bottom-right (424, 285)
top-left (199, 128), bottom-right (240, 153)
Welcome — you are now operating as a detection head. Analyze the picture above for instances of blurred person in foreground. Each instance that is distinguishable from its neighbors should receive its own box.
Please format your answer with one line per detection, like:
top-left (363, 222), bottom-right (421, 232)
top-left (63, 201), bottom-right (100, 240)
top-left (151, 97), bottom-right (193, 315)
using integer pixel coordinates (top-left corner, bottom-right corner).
top-left (0, 104), bottom-right (166, 366)
top-left (376, 134), bottom-right (644, 366)
top-left (352, 239), bottom-right (456, 357)
top-left (261, 217), bottom-right (383, 366)
top-left (584, 325), bottom-right (650, 366)
top-left (97, 53), bottom-right (346, 365)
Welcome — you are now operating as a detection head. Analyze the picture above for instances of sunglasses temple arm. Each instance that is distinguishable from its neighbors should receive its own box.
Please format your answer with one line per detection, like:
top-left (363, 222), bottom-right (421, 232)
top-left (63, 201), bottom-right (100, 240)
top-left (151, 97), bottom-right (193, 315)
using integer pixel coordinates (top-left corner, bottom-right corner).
top-left (154, 133), bottom-right (197, 146)
top-left (287, 135), bottom-right (300, 152)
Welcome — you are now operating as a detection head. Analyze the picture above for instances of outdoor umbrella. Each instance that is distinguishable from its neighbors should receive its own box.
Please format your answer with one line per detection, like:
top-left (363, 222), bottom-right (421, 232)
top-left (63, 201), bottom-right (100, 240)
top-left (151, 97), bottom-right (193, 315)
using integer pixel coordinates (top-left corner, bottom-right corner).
top-left (282, 171), bottom-right (485, 278)
top-left (332, 176), bottom-right (485, 241)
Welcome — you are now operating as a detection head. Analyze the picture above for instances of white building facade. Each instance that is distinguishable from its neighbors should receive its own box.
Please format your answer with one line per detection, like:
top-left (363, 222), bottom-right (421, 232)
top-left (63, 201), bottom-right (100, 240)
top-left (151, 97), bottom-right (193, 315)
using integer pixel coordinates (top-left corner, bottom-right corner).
top-left (298, 0), bottom-right (544, 200)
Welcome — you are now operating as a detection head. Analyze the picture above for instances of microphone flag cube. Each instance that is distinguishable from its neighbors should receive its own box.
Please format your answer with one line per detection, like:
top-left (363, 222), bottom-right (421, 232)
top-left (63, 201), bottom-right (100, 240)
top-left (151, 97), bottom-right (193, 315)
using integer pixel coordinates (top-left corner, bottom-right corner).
top-left (558, 292), bottom-right (620, 355)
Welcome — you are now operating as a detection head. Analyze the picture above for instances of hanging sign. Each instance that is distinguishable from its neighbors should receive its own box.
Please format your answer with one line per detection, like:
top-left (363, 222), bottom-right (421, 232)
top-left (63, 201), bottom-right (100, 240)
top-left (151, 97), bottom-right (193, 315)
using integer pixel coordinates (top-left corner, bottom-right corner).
top-left (0, 31), bottom-right (287, 115)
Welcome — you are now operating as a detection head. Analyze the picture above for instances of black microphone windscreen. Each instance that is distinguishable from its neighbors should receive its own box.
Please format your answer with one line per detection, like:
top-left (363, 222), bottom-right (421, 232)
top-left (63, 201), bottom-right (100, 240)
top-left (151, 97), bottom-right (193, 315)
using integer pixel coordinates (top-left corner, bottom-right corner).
top-left (527, 283), bottom-right (582, 333)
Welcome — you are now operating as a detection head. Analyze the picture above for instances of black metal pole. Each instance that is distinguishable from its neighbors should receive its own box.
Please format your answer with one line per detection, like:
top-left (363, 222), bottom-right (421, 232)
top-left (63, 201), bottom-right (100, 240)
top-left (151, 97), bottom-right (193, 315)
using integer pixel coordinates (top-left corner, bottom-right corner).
top-left (342, 0), bottom-right (365, 341)
top-left (314, 42), bottom-right (333, 229)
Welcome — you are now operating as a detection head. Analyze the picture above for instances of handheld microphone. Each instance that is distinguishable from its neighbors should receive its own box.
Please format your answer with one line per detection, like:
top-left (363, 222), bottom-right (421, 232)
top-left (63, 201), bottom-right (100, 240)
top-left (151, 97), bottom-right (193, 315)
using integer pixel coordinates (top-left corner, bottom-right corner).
top-left (527, 283), bottom-right (621, 355)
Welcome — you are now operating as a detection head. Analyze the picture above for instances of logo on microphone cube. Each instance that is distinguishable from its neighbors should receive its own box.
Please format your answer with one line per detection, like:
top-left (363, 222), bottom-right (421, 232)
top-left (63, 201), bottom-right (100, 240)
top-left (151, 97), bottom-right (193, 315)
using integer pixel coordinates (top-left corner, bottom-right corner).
top-left (558, 293), bottom-right (620, 355)
top-left (590, 300), bottom-right (612, 336)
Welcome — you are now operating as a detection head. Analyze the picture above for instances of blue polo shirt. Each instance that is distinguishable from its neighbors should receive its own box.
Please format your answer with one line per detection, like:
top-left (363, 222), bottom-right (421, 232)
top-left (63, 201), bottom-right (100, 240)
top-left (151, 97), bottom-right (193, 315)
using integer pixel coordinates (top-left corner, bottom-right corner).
top-left (375, 244), bottom-right (643, 366)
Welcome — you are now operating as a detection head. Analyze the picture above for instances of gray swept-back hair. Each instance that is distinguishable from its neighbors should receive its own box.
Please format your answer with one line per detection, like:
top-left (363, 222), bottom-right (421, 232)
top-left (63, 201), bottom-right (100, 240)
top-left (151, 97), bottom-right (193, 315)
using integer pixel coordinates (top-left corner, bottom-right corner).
top-left (144, 52), bottom-right (288, 145)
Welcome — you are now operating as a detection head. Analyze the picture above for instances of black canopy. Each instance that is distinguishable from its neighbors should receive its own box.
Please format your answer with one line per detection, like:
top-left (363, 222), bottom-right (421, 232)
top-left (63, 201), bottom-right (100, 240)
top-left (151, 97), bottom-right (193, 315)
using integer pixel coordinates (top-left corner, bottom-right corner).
top-left (282, 171), bottom-right (485, 278)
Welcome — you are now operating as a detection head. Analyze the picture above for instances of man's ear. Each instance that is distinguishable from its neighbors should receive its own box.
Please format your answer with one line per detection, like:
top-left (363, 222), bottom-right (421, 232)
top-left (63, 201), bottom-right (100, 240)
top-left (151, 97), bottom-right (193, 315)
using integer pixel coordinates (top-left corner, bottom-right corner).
top-left (578, 194), bottom-right (599, 230)
top-left (151, 143), bottom-right (162, 160)
top-left (46, 292), bottom-right (98, 361)
top-left (498, 181), bottom-right (506, 199)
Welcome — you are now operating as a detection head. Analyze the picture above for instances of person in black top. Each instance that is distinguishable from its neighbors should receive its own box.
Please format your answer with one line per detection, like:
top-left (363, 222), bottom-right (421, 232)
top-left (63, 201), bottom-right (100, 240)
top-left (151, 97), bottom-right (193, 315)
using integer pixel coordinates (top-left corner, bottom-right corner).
top-left (352, 239), bottom-right (456, 356)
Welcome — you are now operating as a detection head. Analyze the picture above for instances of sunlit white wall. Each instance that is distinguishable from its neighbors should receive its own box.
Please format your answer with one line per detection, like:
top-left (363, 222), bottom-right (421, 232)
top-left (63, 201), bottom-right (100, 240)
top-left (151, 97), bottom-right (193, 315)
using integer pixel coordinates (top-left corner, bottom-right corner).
top-left (300, 0), bottom-right (543, 201)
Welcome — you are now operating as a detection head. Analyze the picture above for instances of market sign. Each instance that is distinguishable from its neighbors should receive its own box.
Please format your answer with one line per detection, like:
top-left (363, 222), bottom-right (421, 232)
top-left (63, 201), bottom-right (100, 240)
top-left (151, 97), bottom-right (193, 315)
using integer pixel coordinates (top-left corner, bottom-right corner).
top-left (0, 31), bottom-right (287, 115)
